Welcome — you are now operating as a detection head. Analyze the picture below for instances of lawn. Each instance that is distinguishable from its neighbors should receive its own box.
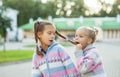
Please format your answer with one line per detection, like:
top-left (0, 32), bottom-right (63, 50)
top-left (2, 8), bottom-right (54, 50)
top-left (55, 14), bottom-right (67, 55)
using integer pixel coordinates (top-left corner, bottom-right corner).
top-left (24, 42), bottom-right (73, 47)
top-left (0, 42), bottom-right (73, 63)
top-left (0, 50), bottom-right (34, 63)
top-left (60, 42), bottom-right (74, 46)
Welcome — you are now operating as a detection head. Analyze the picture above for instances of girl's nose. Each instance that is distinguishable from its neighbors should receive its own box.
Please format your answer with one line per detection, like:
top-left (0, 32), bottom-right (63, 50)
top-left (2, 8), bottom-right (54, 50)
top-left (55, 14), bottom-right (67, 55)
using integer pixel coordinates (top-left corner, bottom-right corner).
top-left (73, 37), bottom-right (78, 42)
top-left (74, 37), bottom-right (79, 40)
top-left (51, 34), bottom-right (55, 39)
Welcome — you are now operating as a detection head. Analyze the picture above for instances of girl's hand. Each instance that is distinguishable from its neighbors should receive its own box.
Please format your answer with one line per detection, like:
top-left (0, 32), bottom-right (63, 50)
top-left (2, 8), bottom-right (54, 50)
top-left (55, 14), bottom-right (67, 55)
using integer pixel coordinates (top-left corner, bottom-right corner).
top-left (72, 38), bottom-right (82, 50)
top-left (76, 44), bottom-right (82, 50)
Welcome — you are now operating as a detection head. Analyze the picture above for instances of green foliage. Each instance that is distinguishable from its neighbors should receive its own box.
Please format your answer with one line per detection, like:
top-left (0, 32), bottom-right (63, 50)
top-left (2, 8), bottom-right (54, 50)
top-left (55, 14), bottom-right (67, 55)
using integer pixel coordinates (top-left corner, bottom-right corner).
top-left (2, 0), bottom-right (85, 26)
top-left (97, 0), bottom-right (120, 17)
top-left (111, 0), bottom-right (120, 15)
top-left (0, 50), bottom-right (33, 63)
top-left (2, 0), bottom-right (120, 26)
top-left (3, 0), bottom-right (35, 26)
top-left (70, 0), bottom-right (86, 17)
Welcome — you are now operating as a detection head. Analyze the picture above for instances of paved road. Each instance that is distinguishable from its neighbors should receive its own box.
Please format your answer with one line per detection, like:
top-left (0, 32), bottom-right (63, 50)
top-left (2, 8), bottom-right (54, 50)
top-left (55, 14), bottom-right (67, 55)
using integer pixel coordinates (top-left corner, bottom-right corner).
top-left (95, 40), bottom-right (120, 77)
top-left (0, 61), bottom-right (32, 77)
top-left (0, 39), bottom-right (120, 77)
top-left (66, 39), bottom-right (120, 77)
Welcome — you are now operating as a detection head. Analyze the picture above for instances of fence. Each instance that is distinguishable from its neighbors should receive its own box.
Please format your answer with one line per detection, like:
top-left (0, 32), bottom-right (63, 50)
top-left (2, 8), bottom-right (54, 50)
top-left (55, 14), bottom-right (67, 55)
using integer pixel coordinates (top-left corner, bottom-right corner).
top-left (103, 30), bottom-right (120, 39)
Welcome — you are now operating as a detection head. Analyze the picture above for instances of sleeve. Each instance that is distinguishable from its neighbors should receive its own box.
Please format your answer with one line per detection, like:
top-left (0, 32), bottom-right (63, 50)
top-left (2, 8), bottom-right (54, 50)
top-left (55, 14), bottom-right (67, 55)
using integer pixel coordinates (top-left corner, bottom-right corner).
top-left (74, 50), bottom-right (100, 74)
top-left (32, 53), bottom-right (43, 77)
top-left (58, 46), bottom-right (79, 76)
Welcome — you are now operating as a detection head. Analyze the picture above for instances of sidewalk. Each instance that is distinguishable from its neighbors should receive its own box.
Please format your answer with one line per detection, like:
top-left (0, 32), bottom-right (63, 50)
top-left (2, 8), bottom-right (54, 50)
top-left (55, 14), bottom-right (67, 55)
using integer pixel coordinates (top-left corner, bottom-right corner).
top-left (0, 38), bottom-right (35, 50)
top-left (95, 40), bottom-right (120, 77)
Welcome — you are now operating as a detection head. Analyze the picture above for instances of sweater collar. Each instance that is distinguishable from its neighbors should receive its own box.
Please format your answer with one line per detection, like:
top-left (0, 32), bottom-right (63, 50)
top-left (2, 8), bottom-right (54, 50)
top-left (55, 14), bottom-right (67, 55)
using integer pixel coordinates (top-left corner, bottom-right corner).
top-left (38, 41), bottom-right (58, 55)
top-left (83, 44), bottom-right (95, 53)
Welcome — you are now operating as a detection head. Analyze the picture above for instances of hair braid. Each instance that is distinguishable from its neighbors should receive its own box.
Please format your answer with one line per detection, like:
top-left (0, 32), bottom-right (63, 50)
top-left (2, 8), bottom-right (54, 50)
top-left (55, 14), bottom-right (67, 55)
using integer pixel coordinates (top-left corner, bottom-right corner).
top-left (34, 22), bottom-right (43, 56)
top-left (55, 30), bottom-right (77, 45)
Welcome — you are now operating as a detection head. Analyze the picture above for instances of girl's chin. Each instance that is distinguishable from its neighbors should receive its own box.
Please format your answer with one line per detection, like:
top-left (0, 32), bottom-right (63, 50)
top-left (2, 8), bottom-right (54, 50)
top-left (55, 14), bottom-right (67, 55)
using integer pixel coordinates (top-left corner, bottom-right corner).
top-left (47, 41), bottom-right (53, 46)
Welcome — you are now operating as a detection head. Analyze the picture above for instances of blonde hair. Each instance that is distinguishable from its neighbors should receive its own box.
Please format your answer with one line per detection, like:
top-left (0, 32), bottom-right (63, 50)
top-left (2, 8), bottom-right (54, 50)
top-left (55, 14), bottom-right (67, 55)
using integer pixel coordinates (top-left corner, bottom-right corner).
top-left (77, 26), bottom-right (98, 43)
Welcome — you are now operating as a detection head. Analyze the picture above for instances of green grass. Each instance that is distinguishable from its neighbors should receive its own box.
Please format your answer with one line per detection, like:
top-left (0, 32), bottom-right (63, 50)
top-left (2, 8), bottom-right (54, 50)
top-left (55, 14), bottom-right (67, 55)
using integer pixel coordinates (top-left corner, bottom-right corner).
top-left (24, 42), bottom-right (73, 47)
top-left (0, 43), bottom-right (72, 63)
top-left (0, 50), bottom-right (34, 63)
top-left (24, 44), bottom-right (35, 47)
top-left (60, 42), bottom-right (73, 46)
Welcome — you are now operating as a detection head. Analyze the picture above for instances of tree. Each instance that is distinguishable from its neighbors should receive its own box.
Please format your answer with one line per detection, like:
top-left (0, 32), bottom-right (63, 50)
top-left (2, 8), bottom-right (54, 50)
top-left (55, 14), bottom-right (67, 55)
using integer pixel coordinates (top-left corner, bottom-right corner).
top-left (3, 0), bottom-right (86, 26)
top-left (70, 0), bottom-right (85, 17)
top-left (110, 0), bottom-right (120, 16)
top-left (0, 6), bottom-right (11, 51)
top-left (3, 0), bottom-right (35, 26)
top-left (97, 0), bottom-right (120, 17)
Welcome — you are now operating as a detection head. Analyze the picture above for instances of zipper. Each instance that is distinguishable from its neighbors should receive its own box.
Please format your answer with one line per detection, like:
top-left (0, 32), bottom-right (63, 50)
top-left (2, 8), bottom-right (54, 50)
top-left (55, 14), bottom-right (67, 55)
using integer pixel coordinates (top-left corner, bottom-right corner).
top-left (44, 42), bottom-right (58, 77)
top-left (46, 53), bottom-right (51, 77)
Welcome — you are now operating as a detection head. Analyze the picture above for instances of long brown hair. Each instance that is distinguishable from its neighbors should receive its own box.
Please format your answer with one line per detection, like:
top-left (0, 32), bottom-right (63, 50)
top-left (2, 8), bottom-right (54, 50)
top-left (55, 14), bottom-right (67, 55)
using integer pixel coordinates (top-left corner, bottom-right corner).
top-left (34, 21), bottom-right (55, 56)
top-left (55, 30), bottom-right (78, 45)
top-left (34, 21), bottom-right (76, 56)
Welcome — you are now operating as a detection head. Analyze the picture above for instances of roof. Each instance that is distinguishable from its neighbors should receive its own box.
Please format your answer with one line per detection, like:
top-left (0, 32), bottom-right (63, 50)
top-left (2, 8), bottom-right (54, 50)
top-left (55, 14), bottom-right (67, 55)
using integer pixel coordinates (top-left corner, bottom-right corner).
top-left (20, 18), bottom-right (120, 30)
top-left (101, 20), bottom-right (120, 30)
top-left (53, 18), bottom-right (120, 30)
top-left (20, 22), bottom-right (34, 30)
top-left (53, 19), bottom-right (95, 30)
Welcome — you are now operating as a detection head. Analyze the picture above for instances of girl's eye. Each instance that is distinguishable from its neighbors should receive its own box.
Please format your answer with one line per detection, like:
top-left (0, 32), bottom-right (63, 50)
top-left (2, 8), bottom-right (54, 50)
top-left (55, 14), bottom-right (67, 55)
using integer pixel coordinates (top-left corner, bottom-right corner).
top-left (75, 35), bottom-right (78, 37)
top-left (53, 33), bottom-right (55, 35)
top-left (79, 36), bottom-right (83, 38)
top-left (48, 32), bottom-right (55, 35)
top-left (47, 32), bottom-right (51, 34)
top-left (75, 35), bottom-right (83, 38)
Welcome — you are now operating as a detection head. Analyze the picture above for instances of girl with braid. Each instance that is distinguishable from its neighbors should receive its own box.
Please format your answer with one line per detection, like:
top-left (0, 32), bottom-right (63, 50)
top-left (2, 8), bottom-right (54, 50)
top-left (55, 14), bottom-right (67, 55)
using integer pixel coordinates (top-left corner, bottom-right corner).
top-left (32, 21), bottom-right (80, 77)
top-left (73, 26), bottom-right (106, 77)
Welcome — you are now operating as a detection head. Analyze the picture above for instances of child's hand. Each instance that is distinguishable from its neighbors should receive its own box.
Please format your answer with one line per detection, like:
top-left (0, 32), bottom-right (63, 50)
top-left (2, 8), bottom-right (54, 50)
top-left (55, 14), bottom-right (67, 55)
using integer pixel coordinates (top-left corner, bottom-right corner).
top-left (76, 44), bottom-right (82, 50)
top-left (72, 38), bottom-right (82, 50)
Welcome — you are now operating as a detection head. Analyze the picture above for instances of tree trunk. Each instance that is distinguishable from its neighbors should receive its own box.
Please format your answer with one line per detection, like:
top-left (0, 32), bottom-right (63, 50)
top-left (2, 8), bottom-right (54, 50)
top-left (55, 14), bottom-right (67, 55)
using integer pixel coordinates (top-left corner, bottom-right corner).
top-left (3, 37), bottom-right (6, 52)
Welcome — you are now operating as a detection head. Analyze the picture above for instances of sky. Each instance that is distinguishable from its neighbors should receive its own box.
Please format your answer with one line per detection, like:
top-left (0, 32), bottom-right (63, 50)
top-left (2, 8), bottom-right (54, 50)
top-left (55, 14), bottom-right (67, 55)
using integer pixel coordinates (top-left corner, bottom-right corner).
top-left (0, 0), bottom-right (115, 9)
top-left (84, 0), bottom-right (115, 15)
top-left (41, 0), bottom-right (115, 13)
top-left (84, 0), bottom-right (115, 9)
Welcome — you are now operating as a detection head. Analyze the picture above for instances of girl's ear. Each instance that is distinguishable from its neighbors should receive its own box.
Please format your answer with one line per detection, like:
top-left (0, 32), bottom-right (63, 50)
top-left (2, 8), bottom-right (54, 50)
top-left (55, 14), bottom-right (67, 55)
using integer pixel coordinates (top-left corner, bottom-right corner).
top-left (37, 32), bottom-right (42, 38)
top-left (87, 38), bottom-right (92, 44)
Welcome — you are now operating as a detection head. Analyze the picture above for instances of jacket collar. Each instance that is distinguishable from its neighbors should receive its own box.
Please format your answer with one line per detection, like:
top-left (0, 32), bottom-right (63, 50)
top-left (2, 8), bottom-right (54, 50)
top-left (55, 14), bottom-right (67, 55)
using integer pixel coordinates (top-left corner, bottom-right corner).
top-left (38, 41), bottom-right (58, 55)
top-left (83, 44), bottom-right (95, 54)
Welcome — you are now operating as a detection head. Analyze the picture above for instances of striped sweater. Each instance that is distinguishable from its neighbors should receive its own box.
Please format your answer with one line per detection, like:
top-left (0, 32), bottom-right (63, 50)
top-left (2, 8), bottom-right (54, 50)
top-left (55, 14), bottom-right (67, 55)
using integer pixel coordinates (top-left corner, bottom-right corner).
top-left (32, 41), bottom-right (80, 77)
top-left (74, 44), bottom-right (106, 77)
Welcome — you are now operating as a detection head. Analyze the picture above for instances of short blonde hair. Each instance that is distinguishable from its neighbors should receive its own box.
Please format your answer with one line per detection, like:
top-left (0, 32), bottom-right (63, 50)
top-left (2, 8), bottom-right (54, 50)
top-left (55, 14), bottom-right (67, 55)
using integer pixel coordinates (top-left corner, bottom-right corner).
top-left (77, 26), bottom-right (98, 43)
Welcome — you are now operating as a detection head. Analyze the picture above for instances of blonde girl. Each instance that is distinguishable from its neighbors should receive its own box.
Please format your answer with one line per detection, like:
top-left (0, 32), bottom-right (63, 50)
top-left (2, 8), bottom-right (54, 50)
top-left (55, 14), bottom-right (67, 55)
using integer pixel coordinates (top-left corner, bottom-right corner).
top-left (73, 26), bottom-right (106, 77)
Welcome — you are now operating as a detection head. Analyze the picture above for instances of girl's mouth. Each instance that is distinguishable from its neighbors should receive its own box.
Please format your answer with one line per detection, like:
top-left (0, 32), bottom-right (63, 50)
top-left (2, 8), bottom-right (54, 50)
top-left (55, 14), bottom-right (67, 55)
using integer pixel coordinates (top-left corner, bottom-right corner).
top-left (68, 40), bottom-right (79, 45)
top-left (49, 40), bottom-right (53, 42)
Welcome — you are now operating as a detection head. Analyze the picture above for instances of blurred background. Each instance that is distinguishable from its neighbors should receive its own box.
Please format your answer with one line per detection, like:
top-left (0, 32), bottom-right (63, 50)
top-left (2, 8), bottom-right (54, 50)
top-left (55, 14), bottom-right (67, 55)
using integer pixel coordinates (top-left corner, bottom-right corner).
top-left (0, 0), bottom-right (120, 77)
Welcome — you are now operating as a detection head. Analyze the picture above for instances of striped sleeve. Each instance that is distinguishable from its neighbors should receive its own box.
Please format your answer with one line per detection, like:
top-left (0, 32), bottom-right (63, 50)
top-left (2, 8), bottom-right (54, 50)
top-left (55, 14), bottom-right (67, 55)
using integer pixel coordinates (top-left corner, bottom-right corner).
top-left (75, 50), bottom-right (100, 74)
top-left (32, 53), bottom-right (43, 77)
top-left (58, 47), bottom-right (79, 76)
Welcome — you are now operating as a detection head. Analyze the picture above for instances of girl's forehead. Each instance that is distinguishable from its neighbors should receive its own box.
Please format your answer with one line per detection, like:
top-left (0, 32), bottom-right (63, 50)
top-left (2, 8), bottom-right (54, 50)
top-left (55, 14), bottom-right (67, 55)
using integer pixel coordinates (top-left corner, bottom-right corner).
top-left (76, 28), bottom-right (85, 33)
top-left (44, 25), bottom-right (56, 31)
top-left (76, 28), bottom-right (87, 35)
